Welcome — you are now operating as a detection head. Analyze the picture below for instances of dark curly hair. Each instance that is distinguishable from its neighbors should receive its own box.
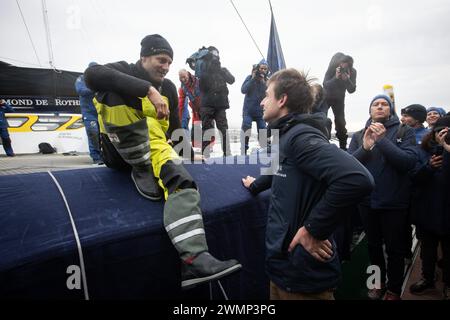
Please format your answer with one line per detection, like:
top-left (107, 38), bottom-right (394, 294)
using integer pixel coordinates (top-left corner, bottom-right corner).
top-left (268, 68), bottom-right (314, 114)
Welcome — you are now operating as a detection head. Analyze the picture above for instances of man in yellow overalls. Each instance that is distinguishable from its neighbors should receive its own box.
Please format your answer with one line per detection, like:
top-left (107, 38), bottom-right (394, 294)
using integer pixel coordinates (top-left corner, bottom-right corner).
top-left (84, 34), bottom-right (241, 289)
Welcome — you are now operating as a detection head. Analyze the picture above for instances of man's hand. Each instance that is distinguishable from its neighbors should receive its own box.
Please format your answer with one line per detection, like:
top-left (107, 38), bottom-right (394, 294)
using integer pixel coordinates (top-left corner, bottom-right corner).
top-left (288, 227), bottom-right (333, 262)
top-left (242, 175), bottom-right (256, 188)
top-left (193, 154), bottom-right (205, 162)
top-left (147, 86), bottom-right (169, 120)
top-left (429, 154), bottom-right (443, 169)
top-left (362, 127), bottom-right (376, 151)
top-left (369, 122), bottom-right (386, 140)
top-left (363, 122), bottom-right (386, 150)
top-left (436, 127), bottom-right (450, 152)
top-left (335, 67), bottom-right (342, 79)
top-left (340, 71), bottom-right (350, 81)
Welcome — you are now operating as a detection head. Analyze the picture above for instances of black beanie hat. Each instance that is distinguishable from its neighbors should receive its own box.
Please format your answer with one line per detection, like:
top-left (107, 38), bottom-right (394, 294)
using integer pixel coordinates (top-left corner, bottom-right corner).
top-left (401, 104), bottom-right (427, 123)
top-left (433, 115), bottom-right (450, 132)
top-left (140, 34), bottom-right (173, 59)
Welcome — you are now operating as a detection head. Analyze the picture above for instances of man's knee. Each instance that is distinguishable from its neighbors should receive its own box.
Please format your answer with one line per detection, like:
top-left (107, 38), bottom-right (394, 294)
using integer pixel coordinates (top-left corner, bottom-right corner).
top-left (160, 161), bottom-right (197, 194)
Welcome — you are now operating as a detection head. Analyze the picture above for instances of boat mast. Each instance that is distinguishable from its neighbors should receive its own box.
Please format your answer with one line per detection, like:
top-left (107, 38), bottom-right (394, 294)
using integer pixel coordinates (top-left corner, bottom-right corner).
top-left (41, 0), bottom-right (56, 70)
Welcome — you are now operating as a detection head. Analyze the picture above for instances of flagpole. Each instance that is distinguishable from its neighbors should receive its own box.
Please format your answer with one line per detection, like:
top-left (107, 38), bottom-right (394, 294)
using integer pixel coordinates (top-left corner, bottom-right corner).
top-left (229, 0), bottom-right (265, 60)
top-left (266, 0), bottom-right (286, 73)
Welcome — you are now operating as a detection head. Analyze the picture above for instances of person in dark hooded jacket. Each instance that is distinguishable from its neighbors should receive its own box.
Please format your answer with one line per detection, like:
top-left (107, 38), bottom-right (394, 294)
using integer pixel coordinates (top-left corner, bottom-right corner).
top-left (348, 94), bottom-right (417, 300)
top-left (408, 116), bottom-right (450, 299)
top-left (323, 52), bottom-right (357, 150)
top-left (242, 68), bottom-right (374, 300)
top-left (240, 59), bottom-right (269, 155)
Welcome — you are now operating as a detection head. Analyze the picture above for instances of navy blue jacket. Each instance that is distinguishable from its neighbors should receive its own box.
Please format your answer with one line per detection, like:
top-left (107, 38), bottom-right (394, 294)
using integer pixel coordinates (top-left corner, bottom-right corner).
top-left (348, 117), bottom-right (417, 209)
top-left (241, 75), bottom-right (266, 118)
top-left (75, 75), bottom-right (99, 121)
top-left (250, 113), bottom-right (374, 293)
top-left (410, 145), bottom-right (450, 236)
top-left (0, 102), bottom-right (14, 129)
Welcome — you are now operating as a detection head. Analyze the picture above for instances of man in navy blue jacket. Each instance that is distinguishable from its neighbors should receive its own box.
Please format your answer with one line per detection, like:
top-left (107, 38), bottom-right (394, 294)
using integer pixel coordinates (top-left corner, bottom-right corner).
top-left (0, 99), bottom-right (15, 157)
top-left (242, 69), bottom-right (373, 300)
top-left (75, 62), bottom-right (103, 164)
top-left (348, 94), bottom-right (417, 300)
top-left (240, 60), bottom-right (269, 155)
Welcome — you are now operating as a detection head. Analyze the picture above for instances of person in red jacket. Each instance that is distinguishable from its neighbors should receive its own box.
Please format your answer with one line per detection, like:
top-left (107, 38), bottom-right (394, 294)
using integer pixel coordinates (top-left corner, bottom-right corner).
top-left (178, 69), bottom-right (201, 147)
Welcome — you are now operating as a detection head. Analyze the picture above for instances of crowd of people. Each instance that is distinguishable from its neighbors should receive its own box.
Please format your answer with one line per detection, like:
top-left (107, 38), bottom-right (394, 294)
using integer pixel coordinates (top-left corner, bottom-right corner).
top-left (2, 33), bottom-right (449, 301)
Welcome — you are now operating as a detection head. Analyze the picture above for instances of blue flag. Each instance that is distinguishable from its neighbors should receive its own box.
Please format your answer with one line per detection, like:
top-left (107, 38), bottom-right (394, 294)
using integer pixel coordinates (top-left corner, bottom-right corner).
top-left (267, 7), bottom-right (286, 73)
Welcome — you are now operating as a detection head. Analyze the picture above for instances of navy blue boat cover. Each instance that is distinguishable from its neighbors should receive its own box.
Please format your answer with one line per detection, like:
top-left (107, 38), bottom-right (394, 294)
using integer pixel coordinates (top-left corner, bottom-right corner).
top-left (0, 160), bottom-right (270, 299)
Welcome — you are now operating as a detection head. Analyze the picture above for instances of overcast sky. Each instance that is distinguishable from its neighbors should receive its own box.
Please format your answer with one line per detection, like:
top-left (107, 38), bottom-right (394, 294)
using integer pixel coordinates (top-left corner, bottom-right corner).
top-left (1, 0), bottom-right (450, 131)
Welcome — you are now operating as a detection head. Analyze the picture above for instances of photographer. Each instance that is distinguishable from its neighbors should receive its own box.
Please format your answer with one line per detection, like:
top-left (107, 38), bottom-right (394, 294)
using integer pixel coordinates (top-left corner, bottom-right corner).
top-left (240, 60), bottom-right (269, 155)
top-left (409, 116), bottom-right (450, 299)
top-left (323, 52), bottom-right (357, 150)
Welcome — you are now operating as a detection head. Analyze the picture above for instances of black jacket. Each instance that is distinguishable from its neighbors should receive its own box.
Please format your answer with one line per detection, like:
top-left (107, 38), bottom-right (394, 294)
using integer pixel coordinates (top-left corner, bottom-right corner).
top-left (348, 117), bottom-right (417, 209)
top-left (84, 60), bottom-right (180, 138)
top-left (199, 59), bottom-right (235, 109)
top-left (84, 61), bottom-right (193, 158)
top-left (323, 52), bottom-right (356, 102)
top-left (250, 113), bottom-right (374, 293)
top-left (410, 146), bottom-right (450, 236)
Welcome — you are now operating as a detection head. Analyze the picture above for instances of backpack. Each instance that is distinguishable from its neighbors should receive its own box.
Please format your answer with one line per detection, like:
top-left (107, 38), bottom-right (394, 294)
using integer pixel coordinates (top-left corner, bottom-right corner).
top-left (38, 142), bottom-right (56, 154)
top-left (186, 47), bottom-right (213, 79)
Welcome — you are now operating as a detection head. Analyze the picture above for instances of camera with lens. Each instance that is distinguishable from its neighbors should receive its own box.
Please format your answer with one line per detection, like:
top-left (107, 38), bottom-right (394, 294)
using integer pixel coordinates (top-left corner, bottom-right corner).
top-left (436, 127), bottom-right (450, 145)
top-left (252, 64), bottom-right (261, 77)
top-left (445, 131), bottom-right (450, 145)
top-left (434, 145), bottom-right (444, 156)
top-left (338, 66), bottom-right (349, 74)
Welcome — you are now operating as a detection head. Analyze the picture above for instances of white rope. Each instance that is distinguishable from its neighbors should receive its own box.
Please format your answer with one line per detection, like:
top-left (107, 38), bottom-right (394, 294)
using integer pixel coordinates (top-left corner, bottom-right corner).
top-left (209, 282), bottom-right (213, 300)
top-left (47, 171), bottom-right (89, 300)
top-left (217, 280), bottom-right (229, 300)
top-left (208, 280), bottom-right (229, 300)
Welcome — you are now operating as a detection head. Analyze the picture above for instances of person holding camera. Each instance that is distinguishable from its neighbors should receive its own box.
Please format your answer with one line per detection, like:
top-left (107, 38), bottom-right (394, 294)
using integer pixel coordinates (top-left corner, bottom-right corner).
top-left (323, 52), bottom-right (357, 150)
top-left (240, 60), bottom-right (269, 155)
top-left (409, 115), bottom-right (450, 300)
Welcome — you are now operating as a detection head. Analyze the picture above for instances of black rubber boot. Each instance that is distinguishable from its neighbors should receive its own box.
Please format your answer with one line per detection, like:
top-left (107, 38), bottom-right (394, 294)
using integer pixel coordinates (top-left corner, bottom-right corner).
top-left (181, 252), bottom-right (242, 289)
top-left (105, 120), bottom-right (162, 201)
